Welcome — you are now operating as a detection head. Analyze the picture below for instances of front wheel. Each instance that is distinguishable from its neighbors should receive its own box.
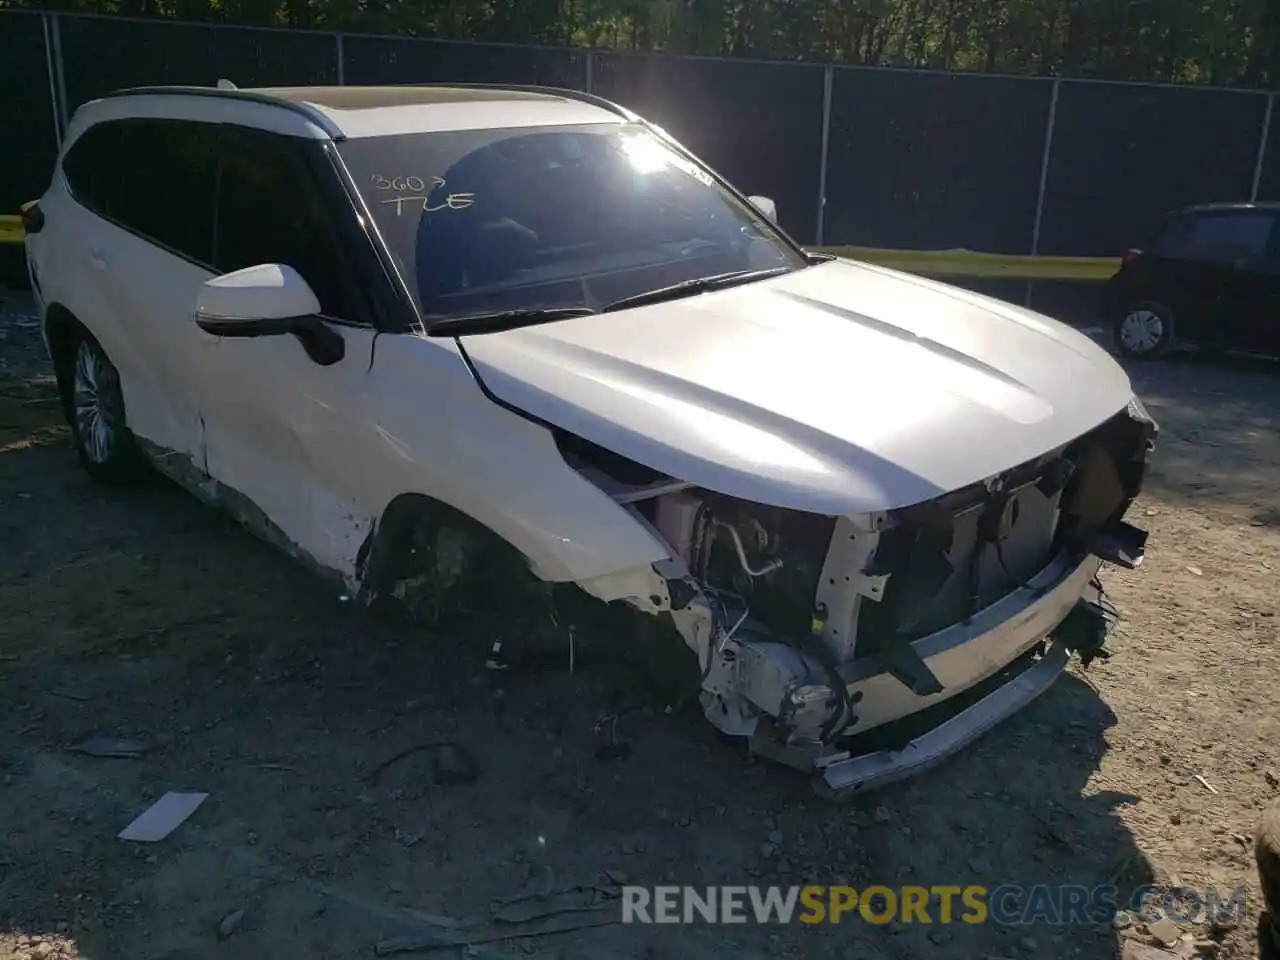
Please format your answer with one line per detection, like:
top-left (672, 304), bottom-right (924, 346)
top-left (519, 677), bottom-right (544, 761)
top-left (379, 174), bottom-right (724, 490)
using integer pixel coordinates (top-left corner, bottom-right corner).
top-left (1114, 301), bottom-right (1174, 359)
top-left (69, 331), bottom-right (145, 484)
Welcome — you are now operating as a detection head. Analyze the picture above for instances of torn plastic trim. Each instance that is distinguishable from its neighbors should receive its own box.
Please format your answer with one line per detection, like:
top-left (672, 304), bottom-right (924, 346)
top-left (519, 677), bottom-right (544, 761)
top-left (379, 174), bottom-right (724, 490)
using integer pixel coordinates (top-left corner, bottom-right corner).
top-left (739, 549), bottom-right (1103, 768)
top-left (1053, 574), bottom-right (1120, 668)
top-left (569, 473), bottom-right (1083, 753)
top-left (1125, 394), bottom-right (1160, 447)
top-left (838, 550), bottom-right (1096, 695)
top-left (812, 641), bottom-right (1070, 798)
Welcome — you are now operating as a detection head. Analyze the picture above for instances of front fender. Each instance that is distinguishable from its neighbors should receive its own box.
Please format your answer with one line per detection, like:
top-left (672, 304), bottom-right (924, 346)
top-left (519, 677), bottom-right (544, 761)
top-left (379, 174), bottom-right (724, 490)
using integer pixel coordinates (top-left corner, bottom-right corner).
top-left (352, 333), bottom-right (675, 587)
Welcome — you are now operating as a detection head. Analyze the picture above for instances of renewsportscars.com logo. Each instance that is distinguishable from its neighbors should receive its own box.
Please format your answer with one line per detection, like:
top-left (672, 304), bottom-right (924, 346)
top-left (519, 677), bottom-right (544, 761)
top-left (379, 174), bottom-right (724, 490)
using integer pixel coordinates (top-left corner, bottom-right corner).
top-left (620, 885), bottom-right (1247, 926)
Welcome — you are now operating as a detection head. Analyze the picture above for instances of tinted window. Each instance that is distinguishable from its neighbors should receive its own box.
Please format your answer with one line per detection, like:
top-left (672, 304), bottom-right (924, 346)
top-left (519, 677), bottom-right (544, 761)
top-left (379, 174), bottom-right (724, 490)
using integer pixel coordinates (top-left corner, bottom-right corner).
top-left (1267, 227), bottom-right (1280, 270)
top-left (1156, 212), bottom-right (1275, 264)
top-left (62, 121), bottom-right (123, 214)
top-left (336, 123), bottom-right (806, 320)
top-left (110, 119), bottom-right (218, 263)
top-left (214, 128), bottom-right (362, 322)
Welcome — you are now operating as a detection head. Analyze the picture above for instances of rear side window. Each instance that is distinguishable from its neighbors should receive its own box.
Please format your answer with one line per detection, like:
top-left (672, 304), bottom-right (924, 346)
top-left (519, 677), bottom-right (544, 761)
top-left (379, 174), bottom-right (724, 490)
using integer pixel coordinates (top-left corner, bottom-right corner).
top-left (214, 127), bottom-right (364, 322)
top-left (1155, 212), bottom-right (1275, 264)
top-left (63, 121), bottom-right (124, 214)
top-left (109, 118), bottom-right (219, 264)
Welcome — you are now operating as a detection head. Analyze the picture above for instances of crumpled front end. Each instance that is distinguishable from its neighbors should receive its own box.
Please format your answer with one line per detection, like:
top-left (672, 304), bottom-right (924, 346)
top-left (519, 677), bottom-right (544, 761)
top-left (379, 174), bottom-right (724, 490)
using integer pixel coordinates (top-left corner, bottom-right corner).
top-left (566, 397), bottom-right (1158, 796)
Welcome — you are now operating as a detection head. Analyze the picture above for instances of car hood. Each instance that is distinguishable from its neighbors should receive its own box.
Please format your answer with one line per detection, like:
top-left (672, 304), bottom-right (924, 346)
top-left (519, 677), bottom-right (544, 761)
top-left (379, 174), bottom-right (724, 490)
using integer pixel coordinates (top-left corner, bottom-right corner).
top-left (458, 258), bottom-right (1136, 515)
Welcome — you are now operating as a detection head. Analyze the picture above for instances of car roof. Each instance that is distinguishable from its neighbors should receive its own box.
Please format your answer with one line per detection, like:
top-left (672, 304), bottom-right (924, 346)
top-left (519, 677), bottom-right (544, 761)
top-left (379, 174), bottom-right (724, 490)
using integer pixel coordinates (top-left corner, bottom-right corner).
top-left (80, 83), bottom-right (632, 141)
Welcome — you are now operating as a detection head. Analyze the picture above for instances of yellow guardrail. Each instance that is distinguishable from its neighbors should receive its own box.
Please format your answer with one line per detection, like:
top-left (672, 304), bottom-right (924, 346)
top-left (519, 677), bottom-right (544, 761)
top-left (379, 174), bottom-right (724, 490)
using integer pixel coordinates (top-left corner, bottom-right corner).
top-left (814, 246), bottom-right (1120, 281)
top-left (0, 215), bottom-right (22, 246)
top-left (0, 214), bottom-right (1118, 281)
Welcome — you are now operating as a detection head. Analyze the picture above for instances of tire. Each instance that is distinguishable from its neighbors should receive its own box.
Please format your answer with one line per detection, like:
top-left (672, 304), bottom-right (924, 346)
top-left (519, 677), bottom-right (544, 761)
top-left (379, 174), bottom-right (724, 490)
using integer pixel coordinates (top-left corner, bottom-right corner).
top-left (67, 329), bottom-right (145, 484)
top-left (1114, 301), bottom-right (1175, 359)
top-left (1258, 802), bottom-right (1280, 954)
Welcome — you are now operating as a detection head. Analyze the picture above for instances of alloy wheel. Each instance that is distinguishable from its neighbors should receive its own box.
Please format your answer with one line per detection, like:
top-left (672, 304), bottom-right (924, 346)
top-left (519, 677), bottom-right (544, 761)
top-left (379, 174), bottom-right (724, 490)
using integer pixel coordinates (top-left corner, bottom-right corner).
top-left (72, 340), bottom-right (122, 464)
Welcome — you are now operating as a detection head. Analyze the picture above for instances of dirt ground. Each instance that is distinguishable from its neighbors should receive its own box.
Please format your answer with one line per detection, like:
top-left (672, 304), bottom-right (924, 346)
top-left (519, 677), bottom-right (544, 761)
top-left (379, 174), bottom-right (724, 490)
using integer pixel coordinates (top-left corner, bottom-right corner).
top-left (1, 287), bottom-right (1277, 960)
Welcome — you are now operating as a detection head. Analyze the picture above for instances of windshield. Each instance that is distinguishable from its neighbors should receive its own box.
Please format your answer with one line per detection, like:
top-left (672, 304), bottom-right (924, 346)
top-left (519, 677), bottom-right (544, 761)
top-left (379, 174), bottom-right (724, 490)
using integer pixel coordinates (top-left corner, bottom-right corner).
top-left (336, 123), bottom-right (808, 321)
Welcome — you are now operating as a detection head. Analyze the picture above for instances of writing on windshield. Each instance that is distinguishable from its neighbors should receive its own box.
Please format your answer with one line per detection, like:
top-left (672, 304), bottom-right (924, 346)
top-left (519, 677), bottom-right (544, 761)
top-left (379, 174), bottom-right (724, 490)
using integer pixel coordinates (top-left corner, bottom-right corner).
top-left (369, 174), bottom-right (476, 216)
top-left (338, 125), bottom-right (806, 317)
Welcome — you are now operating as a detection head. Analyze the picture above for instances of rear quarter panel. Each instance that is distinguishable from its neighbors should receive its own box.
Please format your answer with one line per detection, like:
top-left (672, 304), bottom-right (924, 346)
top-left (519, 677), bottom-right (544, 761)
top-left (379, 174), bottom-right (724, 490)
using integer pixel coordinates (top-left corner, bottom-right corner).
top-left (33, 148), bottom-right (208, 462)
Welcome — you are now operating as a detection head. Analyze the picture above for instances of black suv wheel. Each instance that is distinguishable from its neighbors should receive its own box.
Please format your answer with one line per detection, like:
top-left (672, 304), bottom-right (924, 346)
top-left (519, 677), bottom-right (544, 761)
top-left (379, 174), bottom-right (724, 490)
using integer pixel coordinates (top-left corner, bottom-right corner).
top-left (1114, 301), bottom-right (1174, 359)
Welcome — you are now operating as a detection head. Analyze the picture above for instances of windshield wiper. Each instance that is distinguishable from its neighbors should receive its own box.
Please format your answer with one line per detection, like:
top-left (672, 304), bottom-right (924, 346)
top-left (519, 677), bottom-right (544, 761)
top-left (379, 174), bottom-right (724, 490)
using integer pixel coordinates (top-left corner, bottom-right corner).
top-left (424, 306), bottom-right (597, 338)
top-left (422, 265), bottom-right (797, 334)
top-left (601, 265), bottom-right (796, 313)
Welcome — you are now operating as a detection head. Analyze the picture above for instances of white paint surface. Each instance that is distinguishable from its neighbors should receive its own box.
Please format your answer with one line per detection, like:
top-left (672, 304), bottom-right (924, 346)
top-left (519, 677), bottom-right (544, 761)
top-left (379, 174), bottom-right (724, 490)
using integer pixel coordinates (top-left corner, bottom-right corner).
top-left (464, 257), bottom-right (1136, 516)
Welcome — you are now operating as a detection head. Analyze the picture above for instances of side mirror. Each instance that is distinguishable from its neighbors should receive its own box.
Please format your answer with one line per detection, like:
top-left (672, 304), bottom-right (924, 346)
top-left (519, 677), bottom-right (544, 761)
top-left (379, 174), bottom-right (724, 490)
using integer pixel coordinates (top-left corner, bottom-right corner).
top-left (196, 263), bottom-right (320, 331)
top-left (747, 195), bottom-right (778, 223)
top-left (20, 199), bottom-right (44, 235)
top-left (196, 263), bottom-right (344, 365)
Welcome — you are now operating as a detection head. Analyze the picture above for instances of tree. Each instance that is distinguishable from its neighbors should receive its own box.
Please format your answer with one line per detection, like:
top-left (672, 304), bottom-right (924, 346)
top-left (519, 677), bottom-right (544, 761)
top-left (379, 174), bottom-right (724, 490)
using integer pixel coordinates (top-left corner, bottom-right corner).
top-left (7, 0), bottom-right (1277, 87)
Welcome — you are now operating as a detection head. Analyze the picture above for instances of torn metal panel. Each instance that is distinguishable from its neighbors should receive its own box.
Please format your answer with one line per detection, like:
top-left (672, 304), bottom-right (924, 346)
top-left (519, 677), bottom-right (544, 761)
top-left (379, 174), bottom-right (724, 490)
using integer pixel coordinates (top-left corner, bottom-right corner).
top-left (811, 516), bottom-right (885, 661)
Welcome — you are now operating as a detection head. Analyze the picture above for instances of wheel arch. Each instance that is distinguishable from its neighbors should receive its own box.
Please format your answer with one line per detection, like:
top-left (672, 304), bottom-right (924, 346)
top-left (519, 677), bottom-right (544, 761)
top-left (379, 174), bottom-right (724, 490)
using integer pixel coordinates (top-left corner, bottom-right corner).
top-left (353, 492), bottom-right (543, 607)
top-left (43, 302), bottom-right (81, 409)
top-left (352, 476), bottom-right (678, 612)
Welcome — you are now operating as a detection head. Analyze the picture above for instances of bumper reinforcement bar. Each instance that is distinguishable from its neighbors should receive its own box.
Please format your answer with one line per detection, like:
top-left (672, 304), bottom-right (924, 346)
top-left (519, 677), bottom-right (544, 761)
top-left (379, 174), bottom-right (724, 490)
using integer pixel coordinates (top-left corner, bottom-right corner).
top-left (813, 642), bottom-right (1069, 798)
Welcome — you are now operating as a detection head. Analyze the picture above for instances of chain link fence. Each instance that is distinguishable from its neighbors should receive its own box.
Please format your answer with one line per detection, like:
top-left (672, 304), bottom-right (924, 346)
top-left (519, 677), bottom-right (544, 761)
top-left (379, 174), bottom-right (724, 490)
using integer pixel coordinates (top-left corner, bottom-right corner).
top-left (3, 8), bottom-right (1277, 258)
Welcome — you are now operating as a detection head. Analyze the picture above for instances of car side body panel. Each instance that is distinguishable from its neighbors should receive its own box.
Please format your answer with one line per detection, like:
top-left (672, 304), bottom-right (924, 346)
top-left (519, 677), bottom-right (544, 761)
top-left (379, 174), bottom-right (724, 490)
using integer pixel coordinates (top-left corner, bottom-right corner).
top-left (1229, 264), bottom-right (1280, 353)
top-left (29, 148), bottom-right (209, 466)
top-left (1127, 253), bottom-right (1230, 344)
top-left (345, 333), bottom-right (674, 585)
top-left (84, 214), bottom-right (213, 467)
top-left (193, 326), bottom-right (379, 570)
top-left (158, 324), bottom-right (675, 591)
top-left (34, 94), bottom-right (675, 599)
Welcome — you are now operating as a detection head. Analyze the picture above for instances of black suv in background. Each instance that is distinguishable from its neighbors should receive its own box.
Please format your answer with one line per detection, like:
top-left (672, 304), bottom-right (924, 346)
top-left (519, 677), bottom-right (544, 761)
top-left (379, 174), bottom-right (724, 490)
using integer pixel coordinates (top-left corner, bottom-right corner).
top-left (1103, 202), bottom-right (1280, 359)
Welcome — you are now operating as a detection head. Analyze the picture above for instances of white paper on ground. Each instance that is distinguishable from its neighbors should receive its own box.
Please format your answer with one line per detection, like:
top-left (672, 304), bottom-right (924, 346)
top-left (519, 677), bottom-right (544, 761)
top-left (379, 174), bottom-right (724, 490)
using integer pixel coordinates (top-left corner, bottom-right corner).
top-left (118, 791), bottom-right (209, 842)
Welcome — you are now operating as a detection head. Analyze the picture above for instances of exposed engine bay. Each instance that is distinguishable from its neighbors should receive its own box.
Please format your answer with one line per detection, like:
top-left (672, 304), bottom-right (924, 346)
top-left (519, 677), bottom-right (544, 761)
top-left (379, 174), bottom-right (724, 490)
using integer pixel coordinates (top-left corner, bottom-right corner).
top-left (555, 398), bottom-right (1158, 794)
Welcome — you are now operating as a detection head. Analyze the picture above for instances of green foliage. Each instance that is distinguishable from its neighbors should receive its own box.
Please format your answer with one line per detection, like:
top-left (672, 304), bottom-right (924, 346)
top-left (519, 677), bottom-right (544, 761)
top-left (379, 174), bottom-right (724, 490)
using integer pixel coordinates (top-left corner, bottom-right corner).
top-left (7, 0), bottom-right (1279, 86)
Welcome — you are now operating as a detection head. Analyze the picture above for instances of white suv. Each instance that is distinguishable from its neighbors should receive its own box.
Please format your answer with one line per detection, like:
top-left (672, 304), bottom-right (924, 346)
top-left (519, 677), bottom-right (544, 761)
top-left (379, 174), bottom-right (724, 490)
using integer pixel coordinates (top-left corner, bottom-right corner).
top-left (24, 83), bottom-right (1158, 796)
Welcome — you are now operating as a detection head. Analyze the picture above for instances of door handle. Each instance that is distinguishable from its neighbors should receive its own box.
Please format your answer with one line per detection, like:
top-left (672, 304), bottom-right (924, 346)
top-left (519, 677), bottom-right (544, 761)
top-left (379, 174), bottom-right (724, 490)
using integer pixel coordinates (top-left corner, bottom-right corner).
top-left (89, 249), bottom-right (107, 271)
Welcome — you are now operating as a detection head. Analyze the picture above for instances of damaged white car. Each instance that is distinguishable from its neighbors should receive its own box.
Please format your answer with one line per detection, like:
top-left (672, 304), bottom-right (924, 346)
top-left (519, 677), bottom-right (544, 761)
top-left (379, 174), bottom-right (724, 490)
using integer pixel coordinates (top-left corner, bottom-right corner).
top-left (23, 82), bottom-right (1157, 796)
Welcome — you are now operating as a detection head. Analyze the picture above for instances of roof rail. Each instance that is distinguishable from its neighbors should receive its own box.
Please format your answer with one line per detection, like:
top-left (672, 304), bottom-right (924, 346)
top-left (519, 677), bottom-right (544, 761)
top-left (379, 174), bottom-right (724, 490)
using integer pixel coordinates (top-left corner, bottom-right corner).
top-left (105, 85), bottom-right (347, 140)
top-left (404, 82), bottom-right (638, 120)
top-left (104, 82), bottom-right (636, 140)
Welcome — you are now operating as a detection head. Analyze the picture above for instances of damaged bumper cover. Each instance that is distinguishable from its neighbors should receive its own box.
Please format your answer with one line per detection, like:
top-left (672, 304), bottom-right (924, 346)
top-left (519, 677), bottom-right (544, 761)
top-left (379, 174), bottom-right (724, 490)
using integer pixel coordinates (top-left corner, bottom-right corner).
top-left (716, 550), bottom-right (1132, 797)
top-left (752, 550), bottom-right (1101, 742)
top-left (809, 554), bottom-right (1115, 796)
top-left (640, 401), bottom-right (1156, 798)
top-left (815, 643), bottom-right (1070, 797)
